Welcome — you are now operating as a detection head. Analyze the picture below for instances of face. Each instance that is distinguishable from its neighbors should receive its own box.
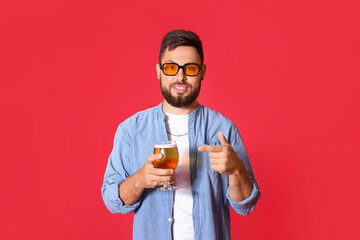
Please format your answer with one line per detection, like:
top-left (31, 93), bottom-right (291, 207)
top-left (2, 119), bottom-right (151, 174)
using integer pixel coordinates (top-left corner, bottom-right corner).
top-left (156, 46), bottom-right (206, 108)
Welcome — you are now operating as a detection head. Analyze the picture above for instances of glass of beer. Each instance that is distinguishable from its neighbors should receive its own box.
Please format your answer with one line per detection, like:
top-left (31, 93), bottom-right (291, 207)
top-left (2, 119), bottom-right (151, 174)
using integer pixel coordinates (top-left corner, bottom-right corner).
top-left (153, 141), bottom-right (179, 191)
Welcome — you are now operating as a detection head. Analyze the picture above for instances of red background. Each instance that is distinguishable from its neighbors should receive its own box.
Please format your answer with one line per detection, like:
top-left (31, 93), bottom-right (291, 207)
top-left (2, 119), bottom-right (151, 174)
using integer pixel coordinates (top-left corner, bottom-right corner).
top-left (1, 0), bottom-right (359, 239)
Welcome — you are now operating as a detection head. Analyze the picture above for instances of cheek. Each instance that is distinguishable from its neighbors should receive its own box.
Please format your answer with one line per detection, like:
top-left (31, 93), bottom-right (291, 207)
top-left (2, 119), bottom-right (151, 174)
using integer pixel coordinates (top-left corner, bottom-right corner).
top-left (190, 78), bottom-right (202, 88)
top-left (160, 78), bottom-right (172, 89)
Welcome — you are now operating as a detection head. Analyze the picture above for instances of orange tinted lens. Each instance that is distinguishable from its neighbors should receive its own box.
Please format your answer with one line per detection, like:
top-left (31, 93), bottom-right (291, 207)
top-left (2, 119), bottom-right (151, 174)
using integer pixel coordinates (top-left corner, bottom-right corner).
top-left (184, 64), bottom-right (200, 76)
top-left (163, 64), bottom-right (178, 75)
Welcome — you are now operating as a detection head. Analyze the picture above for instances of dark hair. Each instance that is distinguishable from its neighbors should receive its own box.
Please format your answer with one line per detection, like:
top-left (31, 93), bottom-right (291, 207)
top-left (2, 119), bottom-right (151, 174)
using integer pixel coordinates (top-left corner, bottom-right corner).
top-left (159, 29), bottom-right (204, 64)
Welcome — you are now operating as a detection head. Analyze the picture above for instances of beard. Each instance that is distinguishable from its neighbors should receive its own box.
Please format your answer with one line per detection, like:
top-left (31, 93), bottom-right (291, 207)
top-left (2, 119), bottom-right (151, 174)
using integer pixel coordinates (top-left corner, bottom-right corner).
top-left (160, 78), bottom-right (201, 108)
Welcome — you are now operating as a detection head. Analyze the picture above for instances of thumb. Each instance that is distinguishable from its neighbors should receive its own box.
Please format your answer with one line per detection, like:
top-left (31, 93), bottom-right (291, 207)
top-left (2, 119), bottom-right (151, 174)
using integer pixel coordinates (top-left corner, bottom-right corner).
top-left (218, 131), bottom-right (229, 145)
top-left (148, 153), bottom-right (163, 163)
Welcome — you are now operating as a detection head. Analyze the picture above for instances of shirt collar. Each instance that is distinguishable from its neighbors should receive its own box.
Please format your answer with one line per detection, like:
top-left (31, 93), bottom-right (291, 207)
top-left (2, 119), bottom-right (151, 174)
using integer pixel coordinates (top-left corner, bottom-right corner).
top-left (156, 101), bottom-right (202, 120)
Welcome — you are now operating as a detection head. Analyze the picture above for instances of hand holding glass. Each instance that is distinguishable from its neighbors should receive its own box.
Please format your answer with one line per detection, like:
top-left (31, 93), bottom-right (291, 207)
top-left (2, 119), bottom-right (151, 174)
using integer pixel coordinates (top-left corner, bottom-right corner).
top-left (153, 141), bottom-right (179, 191)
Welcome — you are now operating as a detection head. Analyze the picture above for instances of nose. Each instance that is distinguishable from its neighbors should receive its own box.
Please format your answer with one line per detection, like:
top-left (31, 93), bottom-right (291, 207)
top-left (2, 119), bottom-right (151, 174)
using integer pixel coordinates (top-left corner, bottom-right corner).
top-left (175, 68), bottom-right (187, 82)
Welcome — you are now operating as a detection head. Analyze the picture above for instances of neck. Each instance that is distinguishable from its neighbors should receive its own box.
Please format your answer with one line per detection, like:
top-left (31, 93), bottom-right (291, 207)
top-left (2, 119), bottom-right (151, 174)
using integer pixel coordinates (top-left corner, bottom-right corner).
top-left (162, 100), bottom-right (198, 115)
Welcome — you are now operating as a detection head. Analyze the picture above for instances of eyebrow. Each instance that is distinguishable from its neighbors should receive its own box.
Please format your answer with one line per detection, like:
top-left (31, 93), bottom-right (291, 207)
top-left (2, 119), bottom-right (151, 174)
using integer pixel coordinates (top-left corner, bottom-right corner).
top-left (162, 60), bottom-right (177, 64)
top-left (162, 61), bottom-right (200, 65)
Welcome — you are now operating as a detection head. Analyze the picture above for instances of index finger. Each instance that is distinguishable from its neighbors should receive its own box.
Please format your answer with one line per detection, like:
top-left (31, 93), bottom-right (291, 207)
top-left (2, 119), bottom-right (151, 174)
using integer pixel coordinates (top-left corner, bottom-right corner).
top-left (198, 145), bottom-right (222, 152)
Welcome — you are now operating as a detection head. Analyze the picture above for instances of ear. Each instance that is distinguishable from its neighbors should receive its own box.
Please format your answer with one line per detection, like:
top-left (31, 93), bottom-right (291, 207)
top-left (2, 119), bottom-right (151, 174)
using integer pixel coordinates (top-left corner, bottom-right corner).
top-left (156, 63), bottom-right (161, 80)
top-left (201, 64), bottom-right (206, 80)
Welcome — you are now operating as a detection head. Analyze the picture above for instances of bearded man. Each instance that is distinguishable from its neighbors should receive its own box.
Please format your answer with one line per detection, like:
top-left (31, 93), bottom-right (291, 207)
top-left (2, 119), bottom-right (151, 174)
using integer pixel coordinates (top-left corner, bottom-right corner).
top-left (102, 29), bottom-right (261, 240)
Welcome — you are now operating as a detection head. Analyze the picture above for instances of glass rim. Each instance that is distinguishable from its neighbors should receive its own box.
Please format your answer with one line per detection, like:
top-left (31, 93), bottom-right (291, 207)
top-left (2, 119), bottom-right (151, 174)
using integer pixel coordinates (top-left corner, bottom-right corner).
top-left (154, 141), bottom-right (177, 145)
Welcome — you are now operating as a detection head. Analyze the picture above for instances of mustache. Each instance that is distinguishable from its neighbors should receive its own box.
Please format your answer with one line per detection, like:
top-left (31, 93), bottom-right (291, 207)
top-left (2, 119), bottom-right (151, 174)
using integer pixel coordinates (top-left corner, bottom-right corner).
top-left (159, 77), bottom-right (190, 87)
top-left (172, 80), bottom-right (190, 86)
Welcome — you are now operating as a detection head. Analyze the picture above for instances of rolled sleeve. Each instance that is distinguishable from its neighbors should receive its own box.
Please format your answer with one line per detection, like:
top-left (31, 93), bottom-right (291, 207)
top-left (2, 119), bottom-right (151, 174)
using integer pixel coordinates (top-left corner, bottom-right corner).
top-left (101, 124), bottom-right (141, 214)
top-left (102, 177), bottom-right (141, 214)
top-left (226, 180), bottom-right (261, 216)
top-left (226, 125), bottom-right (261, 216)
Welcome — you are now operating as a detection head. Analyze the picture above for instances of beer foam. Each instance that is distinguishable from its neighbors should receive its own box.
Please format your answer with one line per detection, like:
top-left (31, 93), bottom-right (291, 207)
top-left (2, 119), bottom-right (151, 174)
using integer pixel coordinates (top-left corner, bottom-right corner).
top-left (154, 143), bottom-right (177, 148)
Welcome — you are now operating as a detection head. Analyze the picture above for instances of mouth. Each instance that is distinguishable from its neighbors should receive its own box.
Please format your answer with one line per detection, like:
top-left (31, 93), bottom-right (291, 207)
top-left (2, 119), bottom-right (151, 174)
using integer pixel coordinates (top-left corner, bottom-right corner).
top-left (172, 85), bottom-right (189, 94)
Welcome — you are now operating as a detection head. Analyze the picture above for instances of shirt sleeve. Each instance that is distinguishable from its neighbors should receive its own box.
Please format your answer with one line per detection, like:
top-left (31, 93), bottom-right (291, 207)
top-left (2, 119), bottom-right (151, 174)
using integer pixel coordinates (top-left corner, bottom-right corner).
top-left (101, 124), bottom-right (141, 214)
top-left (226, 124), bottom-right (261, 215)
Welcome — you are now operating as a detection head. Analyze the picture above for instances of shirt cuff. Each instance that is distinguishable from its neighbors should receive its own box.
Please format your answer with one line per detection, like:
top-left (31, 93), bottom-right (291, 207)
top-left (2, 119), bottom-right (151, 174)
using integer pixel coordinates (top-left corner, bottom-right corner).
top-left (106, 178), bottom-right (141, 214)
top-left (226, 180), bottom-right (261, 215)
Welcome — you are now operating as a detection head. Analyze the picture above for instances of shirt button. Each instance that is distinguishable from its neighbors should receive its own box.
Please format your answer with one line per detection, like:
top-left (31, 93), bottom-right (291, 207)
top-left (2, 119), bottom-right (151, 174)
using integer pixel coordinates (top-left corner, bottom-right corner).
top-left (168, 218), bottom-right (172, 222)
top-left (109, 179), bottom-right (113, 183)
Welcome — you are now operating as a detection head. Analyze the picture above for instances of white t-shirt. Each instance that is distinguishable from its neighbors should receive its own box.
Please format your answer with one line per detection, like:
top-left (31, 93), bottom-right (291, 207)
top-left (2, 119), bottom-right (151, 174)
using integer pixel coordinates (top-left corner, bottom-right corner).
top-left (164, 111), bottom-right (194, 240)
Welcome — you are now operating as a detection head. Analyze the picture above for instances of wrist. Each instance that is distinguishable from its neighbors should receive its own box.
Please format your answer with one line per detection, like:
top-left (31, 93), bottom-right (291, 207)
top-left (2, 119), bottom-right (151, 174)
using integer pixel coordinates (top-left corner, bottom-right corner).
top-left (229, 167), bottom-right (252, 190)
top-left (228, 171), bottom-right (253, 201)
top-left (229, 166), bottom-right (242, 177)
top-left (133, 171), bottom-right (146, 190)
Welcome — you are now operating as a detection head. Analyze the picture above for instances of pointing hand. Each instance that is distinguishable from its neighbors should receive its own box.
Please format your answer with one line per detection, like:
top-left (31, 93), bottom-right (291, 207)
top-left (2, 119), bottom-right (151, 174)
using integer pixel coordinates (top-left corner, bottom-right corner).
top-left (198, 131), bottom-right (242, 174)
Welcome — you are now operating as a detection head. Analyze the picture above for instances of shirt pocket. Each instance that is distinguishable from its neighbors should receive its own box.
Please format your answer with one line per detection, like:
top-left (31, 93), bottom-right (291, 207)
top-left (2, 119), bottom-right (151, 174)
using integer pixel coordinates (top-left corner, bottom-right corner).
top-left (205, 141), bottom-right (219, 146)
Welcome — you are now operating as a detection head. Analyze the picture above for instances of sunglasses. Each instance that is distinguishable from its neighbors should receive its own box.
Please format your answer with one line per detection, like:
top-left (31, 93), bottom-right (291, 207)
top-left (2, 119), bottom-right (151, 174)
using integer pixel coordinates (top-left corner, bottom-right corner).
top-left (160, 63), bottom-right (202, 76)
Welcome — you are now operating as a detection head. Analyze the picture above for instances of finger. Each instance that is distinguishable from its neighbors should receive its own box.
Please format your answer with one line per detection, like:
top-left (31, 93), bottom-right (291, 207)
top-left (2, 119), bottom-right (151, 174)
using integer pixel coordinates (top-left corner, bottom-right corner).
top-left (198, 145), bottom-right (222, 152)
top-left (210, 164), bottom-right (226, 174)
top-left (218, 131), bottom-right (230, 145)
top-left (153, 175), bottom-right (174, 183)
top-left (151, 180), bottom-right (163, 188)
top-left (157, 180), bottom-right (175, 186)
top-left (209, 152), bottom-right (225, 159)
top-left (209, 158), bottom-right (223, 165)
top-left (152, 175), bottom-right (175, 186)
top-left (147, 153), bottom-right (163, 162)
top-left (151, 168), bottom-right (174, 176)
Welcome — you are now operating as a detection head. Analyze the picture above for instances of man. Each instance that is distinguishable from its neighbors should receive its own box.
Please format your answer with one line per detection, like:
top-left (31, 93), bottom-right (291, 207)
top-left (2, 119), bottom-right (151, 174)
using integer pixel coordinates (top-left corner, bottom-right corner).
top-left (102, 29), bottom-right (261, 240)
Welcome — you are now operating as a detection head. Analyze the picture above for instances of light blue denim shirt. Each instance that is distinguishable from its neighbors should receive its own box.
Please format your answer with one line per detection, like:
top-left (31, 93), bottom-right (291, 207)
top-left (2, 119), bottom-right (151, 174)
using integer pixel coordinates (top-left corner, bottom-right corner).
top-left (102, 102), bottom-right (261, 240)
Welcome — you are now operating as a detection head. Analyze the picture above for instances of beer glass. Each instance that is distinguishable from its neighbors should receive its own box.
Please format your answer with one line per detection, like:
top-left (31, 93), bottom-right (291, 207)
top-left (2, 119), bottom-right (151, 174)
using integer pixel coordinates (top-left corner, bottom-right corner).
top-left (153, 141), bottom-right (179, 191)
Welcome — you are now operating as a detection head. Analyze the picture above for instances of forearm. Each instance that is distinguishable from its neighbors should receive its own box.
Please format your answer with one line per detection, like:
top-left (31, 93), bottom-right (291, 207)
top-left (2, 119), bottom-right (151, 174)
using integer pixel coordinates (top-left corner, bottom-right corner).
top-left (228, 167), bottom-right (253, 202)
top-left (119, 171), bottom-right (145, 205)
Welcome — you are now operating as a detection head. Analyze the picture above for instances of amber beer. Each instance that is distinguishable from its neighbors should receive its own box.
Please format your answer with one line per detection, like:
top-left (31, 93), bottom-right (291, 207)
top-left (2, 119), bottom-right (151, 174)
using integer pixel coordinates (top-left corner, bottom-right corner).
top-left (153, 142), bottom-right (179, 170)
